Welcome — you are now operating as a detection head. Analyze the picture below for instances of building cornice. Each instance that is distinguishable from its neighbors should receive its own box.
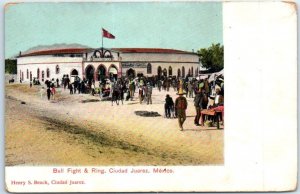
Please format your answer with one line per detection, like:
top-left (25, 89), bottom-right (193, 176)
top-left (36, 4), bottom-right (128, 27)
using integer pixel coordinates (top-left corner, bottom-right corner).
top-left (18, 61), bottom-right (200, 65)
top-left (121, 61), bottom-right (199, 64)
top-left (17, 62), bottom-right (82, 65)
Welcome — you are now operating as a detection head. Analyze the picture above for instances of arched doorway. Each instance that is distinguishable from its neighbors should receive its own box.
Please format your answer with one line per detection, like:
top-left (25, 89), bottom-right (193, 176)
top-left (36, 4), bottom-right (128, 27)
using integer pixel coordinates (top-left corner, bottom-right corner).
top-left (127, 68), bottom-right (136, 78)
top-left (71, 69), bottom-right (78, 76)
top-left (147, 63), bottom-right (152, 74)
top-left (168, 66), bottom-right (172, 76)
top-left (85, 65), bottom-right (95, 82)
top-left (108, 65), bottom-right (118, 81)
top-left (157, 66), bottom-right (162, 78)
top-left (163, 68), bottom-right (167, 77)
top-left (195, 67), bottom-right (199, 76)
top-left (182, 66), bottom-right (185, 78)
top-left (30, 71), bottom-right (32, 81)
top-left (96, 65), bottom-right (106, 81)
top-left (177, 69), bottom-right (181, 78)
top-left (191, 67), bottom-right (194, 77)
top-left (188, 68), bottom-right (191, 76)
top-left (70, 69), bottom-right (79, 82)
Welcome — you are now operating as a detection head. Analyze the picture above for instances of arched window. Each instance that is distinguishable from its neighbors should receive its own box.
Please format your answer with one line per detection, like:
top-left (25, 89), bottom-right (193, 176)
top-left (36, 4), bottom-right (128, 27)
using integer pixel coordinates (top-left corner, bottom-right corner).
top-left (168, 66), bottom-right (172, 76)
top-left (37, 68), bottom-right (40, 79)
top-left (56, 65), bottom-right (60, 74)
top-left (163, 68), bottom-right (167, 77)
top-left (26, 69), bottom-right (29, 79)
top-left (30, 71), bottom-right (32, 81)
top-left (182, 66), bottom-right (185, 78)
top-left (177, 69), bottom-right (181, 78)
top-left (71, 69), bottom-right (79, 76)
top-left (188, 68), bottom-right (191, 76)
top-left (195, 67), bottom-right (198, 76)
top-left (191, 67), bottom-right (194, 77)
top-left (42, 71), bottom-right (45, 82)
top-left (46, 68), bottom-right (50, 78)
top-left (147, 63), bottom-right (152, 74)
top-left (157, 66), bottom-right (162, 77)
top-left (21, 72), bottom-right (24, 81)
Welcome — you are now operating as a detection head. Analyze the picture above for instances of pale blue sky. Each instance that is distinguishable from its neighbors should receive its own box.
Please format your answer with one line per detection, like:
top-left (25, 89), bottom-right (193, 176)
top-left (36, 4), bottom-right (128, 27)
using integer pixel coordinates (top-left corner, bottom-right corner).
top-left (5, 2), bottom-right (222, 58)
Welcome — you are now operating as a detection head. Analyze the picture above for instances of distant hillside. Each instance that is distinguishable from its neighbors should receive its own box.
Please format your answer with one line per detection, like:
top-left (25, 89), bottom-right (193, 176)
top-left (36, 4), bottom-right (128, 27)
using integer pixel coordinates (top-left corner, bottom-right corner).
top-left (21, 43), bottom-right (90, 55)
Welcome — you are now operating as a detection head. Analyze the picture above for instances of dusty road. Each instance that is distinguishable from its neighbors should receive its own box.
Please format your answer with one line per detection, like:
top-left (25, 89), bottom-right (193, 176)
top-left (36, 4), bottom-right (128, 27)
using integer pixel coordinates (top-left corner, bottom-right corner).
top-left (5, 84), bottom-right (223, 166)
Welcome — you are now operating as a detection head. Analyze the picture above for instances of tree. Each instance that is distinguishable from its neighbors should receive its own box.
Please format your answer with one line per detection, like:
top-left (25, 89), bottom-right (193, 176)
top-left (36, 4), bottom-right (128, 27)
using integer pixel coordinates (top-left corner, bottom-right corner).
top-left (197, 43), bottom-right (224, 73)
top-left (5, 59), bottom-right (17, 74)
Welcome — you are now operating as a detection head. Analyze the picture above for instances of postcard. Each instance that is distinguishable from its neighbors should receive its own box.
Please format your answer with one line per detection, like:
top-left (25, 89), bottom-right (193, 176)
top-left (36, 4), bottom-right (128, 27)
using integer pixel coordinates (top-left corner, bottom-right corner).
top-left (4, 1), bottom-right (297, 192)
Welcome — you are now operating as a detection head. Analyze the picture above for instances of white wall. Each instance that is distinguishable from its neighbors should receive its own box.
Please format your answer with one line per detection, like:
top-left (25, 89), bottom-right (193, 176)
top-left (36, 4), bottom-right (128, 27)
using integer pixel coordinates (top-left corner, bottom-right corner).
top-left (120, 52), bottom-right (199, 63)
top-left (17, 63), bottom-right (83, 82)
top-left (16, 51), bottom-right (201, 82)
top-left (120, 52), bottom-right (200, 77)
top-left (122, 62), bottom-right (200, 77)
top-left (17, 57), bottom-right (83, 82)
top-left (17, 55), bottom-right (83, 64)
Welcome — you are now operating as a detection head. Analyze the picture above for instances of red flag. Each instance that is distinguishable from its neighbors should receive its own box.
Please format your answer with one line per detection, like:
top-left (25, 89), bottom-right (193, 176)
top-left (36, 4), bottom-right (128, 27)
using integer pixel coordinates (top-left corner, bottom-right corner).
top-left (102, 28), bottom-right (115, 39)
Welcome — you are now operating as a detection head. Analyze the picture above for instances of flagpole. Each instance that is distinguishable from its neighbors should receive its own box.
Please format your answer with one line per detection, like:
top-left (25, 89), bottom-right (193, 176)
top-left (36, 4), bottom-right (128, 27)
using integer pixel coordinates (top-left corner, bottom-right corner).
top-left (102, 33), bottom-right (103, 49)
top-left (101, 28), bottom-right (104, 57)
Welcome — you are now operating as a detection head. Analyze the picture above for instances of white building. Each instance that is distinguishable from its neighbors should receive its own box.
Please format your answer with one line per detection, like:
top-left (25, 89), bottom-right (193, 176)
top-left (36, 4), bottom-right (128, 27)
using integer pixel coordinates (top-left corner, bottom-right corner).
top-left (17, 47), bottom-right (200, 82)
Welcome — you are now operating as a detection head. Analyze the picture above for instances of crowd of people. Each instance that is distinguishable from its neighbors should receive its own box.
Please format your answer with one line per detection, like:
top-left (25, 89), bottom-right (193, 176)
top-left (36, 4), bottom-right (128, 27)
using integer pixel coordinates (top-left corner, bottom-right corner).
top-left (37, 78), bottom-right (58, 101)
top-left (29, 72), bottom-right (224, 130)
top-left (162, 75), bottom-right (224, 130)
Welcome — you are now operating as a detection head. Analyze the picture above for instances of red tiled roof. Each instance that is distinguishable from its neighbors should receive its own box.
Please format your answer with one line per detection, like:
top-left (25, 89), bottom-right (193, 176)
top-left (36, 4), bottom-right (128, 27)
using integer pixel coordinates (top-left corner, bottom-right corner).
top-left (20, 47), bottom-right (194, 57)
top-left (112, 48), bottom-right (191, 54)
top-left (20, 48), bottom-right (92, 57)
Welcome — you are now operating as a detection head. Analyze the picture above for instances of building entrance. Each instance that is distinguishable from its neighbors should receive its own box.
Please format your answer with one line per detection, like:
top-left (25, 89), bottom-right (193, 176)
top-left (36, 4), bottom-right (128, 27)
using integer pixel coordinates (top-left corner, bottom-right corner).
top-left (97, 66), bottom-right (106, 82)
top-left (85, 65), bottom-right (95, 82)
top-left (108, 65), bottom-right (118, 81)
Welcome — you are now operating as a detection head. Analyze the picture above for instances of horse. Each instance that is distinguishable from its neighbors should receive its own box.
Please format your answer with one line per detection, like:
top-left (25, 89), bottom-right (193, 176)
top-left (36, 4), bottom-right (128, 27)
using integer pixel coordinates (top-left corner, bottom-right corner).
top-left (119, 85), bottom-right (126, 105)
top-left (111, 84), bottom-right (120, 106)
top-left (8, 78), bottom-right (14, 84)
top-left (111, 84), bottom-right (125, 106)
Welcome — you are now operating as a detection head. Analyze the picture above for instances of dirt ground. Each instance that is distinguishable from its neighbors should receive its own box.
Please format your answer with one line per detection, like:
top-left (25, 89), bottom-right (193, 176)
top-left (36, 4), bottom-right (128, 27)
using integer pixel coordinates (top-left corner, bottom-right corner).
top-left (5, 83), bottom-right (223, 166)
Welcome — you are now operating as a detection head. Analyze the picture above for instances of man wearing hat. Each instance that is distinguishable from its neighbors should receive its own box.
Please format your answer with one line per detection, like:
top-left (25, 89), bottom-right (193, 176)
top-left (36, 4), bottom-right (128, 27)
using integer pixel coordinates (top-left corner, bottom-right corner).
top-left (146, 82), bottom-right (153, 105)
top-left (175, 80), bottom-right (188, 131)
top-left (194, 88), bottom-right (202, 126)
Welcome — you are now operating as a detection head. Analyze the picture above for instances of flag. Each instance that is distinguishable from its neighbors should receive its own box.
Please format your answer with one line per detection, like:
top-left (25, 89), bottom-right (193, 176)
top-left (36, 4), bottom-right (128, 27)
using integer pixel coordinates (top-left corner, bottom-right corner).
top-left (102, 28), bottom-right (115, 39)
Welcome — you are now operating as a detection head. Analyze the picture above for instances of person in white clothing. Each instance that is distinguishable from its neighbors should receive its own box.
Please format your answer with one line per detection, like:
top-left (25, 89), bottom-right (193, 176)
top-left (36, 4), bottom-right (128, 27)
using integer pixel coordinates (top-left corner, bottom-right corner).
top-left (40, 87), bottom-right (45, 99)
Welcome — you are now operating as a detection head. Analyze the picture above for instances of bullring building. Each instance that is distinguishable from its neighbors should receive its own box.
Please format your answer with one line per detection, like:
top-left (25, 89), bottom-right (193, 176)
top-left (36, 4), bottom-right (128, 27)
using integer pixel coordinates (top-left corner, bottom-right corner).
top-left (17, 47), bottom-right (201, 82)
